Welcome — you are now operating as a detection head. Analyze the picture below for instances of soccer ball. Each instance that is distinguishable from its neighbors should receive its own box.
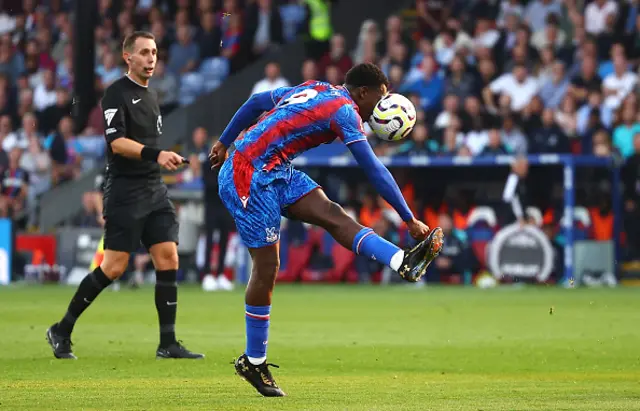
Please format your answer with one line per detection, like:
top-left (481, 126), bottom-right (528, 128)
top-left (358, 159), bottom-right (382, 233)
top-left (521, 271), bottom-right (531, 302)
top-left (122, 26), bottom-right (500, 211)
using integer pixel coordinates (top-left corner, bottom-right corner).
top-left (368, 93), bottom-right (417, 141)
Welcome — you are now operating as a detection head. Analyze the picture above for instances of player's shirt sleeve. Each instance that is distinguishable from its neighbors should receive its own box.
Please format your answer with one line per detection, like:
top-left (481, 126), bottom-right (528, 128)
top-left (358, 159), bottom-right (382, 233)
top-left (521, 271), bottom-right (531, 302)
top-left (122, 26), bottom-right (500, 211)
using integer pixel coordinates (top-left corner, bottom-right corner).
top-left (330, 104), bottom-right (368, 146)
top-left (100, 86), bottom-right (127, 143)
top-left (218, 88), bottom-right (290, 147)
top-left (347, 140), bottom-right (414, 222)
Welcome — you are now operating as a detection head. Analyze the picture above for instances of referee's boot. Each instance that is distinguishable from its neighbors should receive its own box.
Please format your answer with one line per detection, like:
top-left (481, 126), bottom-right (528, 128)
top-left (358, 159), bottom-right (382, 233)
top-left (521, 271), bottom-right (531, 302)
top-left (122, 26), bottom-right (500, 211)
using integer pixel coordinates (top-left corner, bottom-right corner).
top-left (156, 341), bottom-right (205, 359)
top-left (398, 227), bottom-right (444, 283)
top-left (234, 353), bottom-right (286, 397)
top-left (46, 323), bottom-right (77, 360)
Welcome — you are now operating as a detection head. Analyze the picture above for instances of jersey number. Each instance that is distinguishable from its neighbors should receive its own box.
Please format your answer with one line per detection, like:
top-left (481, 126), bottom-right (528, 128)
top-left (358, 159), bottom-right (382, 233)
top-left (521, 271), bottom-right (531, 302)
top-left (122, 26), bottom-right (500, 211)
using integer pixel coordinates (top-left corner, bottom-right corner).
top-left (279, 88), bottom-right (319, 107)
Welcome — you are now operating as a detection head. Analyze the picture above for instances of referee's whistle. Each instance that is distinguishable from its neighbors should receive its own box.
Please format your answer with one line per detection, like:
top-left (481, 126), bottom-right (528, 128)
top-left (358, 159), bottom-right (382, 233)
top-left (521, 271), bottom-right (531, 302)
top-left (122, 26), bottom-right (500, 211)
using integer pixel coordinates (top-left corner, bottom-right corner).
top-left (181, 157), bottom-right (190, 164)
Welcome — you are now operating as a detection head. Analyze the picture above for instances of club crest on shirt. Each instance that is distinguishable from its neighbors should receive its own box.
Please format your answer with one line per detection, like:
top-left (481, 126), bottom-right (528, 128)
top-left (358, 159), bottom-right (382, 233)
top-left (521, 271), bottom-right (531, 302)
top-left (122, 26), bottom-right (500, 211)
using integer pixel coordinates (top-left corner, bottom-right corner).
top-left (265, 227), bottom-right (279, 243)
top-left (157, 115), bottom-right (162, 134)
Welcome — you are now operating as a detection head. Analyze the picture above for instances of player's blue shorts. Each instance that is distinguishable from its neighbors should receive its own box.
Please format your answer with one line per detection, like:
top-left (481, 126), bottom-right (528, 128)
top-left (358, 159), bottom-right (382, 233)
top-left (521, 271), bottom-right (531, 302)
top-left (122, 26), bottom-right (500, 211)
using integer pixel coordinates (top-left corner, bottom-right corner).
top-left (218, 151), bottom-right (320, 248)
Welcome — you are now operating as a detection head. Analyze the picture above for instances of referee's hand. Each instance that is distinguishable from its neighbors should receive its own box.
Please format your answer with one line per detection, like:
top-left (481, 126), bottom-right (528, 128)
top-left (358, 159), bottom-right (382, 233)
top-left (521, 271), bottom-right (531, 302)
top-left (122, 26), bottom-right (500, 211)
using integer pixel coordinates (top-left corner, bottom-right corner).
top-left (209, 141), bottom-right (228, 169)
top-left (157, 151), bottom-right (186, 171)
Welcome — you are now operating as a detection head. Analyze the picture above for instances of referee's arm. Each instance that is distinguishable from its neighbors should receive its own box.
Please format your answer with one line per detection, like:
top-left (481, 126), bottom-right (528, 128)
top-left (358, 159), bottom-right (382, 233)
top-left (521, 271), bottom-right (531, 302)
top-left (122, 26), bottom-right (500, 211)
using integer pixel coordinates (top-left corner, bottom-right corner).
top-left (102, 89), bottom-right (184, 170)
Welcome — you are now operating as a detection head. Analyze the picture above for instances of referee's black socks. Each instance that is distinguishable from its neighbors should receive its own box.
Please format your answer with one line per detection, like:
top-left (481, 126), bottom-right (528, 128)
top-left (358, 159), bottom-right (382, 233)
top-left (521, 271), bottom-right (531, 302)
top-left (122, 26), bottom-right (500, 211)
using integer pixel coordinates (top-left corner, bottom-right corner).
top-left (155, 269), bottom-right (178, 347)
top-left (58, 267), bottom-right (113, 336)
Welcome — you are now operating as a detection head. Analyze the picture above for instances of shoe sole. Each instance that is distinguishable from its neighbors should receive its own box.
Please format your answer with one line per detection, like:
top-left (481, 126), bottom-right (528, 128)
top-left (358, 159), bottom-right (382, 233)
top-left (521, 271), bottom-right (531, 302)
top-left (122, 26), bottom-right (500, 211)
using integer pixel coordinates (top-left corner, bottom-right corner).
top-left (413, 227), bottom-right (445, 282)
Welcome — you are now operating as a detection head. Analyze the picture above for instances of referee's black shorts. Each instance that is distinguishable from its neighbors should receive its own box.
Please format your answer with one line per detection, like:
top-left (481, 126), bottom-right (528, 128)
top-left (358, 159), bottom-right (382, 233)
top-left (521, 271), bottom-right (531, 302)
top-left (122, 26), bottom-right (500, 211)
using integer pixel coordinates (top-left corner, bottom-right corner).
top-left (103, 198), bottom-right (179, 253)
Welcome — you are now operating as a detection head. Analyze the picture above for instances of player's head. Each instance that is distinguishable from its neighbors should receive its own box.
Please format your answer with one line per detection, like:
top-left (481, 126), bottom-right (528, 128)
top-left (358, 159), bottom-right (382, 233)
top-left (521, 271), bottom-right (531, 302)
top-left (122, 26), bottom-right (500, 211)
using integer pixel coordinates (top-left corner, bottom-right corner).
top-left (344, 63), bottom-right (389, 120)
top-left (122, 31), bottom-right (157, 83)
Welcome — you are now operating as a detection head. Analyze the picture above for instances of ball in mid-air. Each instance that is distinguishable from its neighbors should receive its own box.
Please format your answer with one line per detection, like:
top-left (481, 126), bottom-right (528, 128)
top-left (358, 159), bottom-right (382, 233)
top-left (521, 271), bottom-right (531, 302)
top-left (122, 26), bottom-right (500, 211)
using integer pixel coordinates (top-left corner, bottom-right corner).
top-left (368, 93), bottom-right (417, 141)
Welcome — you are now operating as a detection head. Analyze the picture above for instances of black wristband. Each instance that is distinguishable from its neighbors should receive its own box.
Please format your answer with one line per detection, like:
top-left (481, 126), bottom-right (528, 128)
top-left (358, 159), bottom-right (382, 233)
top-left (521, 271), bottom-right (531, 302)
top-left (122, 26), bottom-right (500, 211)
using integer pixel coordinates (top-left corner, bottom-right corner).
top-left (141, 146), bottom-right (161, 162)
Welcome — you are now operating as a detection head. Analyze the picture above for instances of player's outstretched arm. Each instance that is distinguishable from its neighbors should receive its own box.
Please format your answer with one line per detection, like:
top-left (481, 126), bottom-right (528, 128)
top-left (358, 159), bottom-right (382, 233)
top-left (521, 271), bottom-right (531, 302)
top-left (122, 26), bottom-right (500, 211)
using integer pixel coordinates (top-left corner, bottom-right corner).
top-left (348, 140), bottom-right (430, 240)
top-left (218, 88), bottom-right (292, 147)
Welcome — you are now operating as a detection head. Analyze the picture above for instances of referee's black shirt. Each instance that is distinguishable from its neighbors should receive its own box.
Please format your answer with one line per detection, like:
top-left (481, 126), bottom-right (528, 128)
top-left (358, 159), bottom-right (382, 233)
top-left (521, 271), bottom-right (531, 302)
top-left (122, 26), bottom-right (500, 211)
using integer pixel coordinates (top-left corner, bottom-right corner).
top-left (101, 75), bottom-right (166, 215)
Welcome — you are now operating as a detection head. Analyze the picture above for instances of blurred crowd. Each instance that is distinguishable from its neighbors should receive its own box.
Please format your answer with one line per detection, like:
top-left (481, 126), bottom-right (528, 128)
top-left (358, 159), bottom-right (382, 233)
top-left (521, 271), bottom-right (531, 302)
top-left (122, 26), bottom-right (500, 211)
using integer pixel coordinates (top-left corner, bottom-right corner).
top-left (239, 0), bottom-right (640, 282)
top-left (0, 0), bottom-right (315, 228)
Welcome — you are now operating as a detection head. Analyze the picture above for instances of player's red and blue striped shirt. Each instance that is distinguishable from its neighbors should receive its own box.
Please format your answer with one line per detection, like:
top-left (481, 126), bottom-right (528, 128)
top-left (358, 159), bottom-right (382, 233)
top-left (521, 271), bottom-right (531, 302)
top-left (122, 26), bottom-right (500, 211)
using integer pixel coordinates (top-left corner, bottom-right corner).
top-left (234, 81), bottom-right (367, 171)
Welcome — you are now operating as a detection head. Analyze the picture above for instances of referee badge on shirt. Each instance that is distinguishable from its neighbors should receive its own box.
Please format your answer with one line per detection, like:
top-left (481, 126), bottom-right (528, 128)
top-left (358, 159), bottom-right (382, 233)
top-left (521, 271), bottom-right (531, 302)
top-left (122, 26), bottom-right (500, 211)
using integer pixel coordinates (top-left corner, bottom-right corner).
top-left (157, 115), bottom-right (163, 135)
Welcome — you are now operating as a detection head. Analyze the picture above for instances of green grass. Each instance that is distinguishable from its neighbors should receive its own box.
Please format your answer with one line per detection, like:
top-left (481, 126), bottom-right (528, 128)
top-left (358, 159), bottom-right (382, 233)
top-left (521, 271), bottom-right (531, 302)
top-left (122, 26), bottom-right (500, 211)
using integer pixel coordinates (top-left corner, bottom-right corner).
top-left (1, 285), bottom-right (640, 410)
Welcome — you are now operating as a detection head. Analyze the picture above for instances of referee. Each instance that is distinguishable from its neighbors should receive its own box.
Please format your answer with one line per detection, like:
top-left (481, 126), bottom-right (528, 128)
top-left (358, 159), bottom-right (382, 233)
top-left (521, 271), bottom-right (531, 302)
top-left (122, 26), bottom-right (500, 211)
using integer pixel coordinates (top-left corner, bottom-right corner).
top-left (46, 31), bottom-right (203, 360)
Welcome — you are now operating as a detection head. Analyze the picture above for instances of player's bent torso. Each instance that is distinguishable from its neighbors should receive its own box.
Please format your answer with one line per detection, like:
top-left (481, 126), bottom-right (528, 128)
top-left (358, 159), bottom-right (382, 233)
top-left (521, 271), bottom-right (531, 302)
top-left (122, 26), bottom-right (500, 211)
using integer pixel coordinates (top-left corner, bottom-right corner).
top-left (101, 76), bottom-right (168, 218)
top-left (234, 81), bottom-right (356, 174)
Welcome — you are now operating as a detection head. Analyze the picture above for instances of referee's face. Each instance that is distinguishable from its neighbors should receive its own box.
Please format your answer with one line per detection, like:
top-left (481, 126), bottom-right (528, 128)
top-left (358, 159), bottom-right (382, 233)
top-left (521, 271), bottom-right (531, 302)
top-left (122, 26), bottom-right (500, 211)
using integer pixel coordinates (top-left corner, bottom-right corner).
top-left (126, 38), bottom-right (157, 82)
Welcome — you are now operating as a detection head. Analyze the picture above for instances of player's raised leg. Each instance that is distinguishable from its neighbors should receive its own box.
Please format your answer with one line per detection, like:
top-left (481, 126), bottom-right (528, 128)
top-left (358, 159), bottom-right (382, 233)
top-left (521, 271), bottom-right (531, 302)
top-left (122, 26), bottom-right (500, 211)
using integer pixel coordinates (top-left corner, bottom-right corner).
top-left (46, 249), bottom-right (130, 359)
top-left (287, 187), bottom-right (443, 282)
top-left (144, 207), bottom-right (204, 359)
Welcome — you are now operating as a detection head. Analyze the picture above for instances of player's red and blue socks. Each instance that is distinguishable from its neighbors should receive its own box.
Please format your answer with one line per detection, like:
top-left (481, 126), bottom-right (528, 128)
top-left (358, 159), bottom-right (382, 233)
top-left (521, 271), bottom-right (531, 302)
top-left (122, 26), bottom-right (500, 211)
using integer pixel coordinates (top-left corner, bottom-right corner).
top-left (245, 304), bottom-right (270, 365)
top-left (352, 227), bottom-right (404, 271)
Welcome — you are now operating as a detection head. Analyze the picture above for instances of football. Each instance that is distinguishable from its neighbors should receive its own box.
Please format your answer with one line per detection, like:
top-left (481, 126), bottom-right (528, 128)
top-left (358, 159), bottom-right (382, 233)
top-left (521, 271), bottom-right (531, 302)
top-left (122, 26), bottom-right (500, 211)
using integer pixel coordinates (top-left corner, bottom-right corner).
top-left (368, 93), bottom-right (417, 141)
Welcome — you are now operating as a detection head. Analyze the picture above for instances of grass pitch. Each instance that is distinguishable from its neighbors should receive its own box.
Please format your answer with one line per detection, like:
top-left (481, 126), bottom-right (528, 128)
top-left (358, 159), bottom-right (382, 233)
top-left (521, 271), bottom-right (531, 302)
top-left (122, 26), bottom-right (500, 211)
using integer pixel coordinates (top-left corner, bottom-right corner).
top-left (1, 284), bottom-right (639, 410)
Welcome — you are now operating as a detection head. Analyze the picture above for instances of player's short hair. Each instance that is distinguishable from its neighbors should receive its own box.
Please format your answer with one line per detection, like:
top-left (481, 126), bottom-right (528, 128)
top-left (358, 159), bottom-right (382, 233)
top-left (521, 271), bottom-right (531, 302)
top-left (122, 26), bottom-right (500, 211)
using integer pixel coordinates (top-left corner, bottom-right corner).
top-left (122, 31), bottom-right (155, 52)
top-left (345, 63), bottom-right (390, 90)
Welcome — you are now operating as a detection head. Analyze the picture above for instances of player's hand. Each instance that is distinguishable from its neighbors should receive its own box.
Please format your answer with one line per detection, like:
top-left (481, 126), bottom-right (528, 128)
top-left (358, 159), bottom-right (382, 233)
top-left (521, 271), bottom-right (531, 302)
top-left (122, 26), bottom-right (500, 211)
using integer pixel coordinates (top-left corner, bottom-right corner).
top-left (157, 151), bottom-right (185, 171)
top-left (209, 141), bottom-right (228, 169)
top-left (406, 218), bottom-right (430, 241)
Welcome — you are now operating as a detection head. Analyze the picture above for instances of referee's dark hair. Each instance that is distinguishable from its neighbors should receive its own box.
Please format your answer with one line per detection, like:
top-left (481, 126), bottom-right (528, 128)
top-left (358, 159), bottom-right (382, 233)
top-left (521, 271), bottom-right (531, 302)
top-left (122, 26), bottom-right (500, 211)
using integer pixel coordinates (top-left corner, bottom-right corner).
top-left (122, 31), bottom-right (155, 52)
top-left (345, 63), bottom-right (390, 90)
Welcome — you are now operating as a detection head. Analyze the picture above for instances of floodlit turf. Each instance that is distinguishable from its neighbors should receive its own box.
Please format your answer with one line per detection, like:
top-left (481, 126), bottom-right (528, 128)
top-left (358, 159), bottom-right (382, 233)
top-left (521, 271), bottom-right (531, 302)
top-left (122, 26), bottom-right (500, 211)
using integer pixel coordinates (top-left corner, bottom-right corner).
top-left (1, 284), bottom-right (640, 410)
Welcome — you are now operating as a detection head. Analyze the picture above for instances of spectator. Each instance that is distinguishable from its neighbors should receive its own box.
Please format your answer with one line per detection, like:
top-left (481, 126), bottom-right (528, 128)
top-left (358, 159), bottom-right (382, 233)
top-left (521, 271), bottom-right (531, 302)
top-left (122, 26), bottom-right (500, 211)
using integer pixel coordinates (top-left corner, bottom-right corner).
top-left (301, 58), bottom-right (318, 81)
top-left (435, 94), bottom-right (460, 130)
top-left (353, 20), bottom-right (380, 65)
top-left (325, 64), bottom-right (341, 85)
top-left (444, 54), bottom-right (476, 101)
top-left (0, 147), bottom-right (29, 218)
top-left (318, 34), bottom-right (353, 76)
top-left (530, 108), bottom-right (570, 153)
top-left (0, 38), bottom-right (24, 82)
top-left (396, 123), bottom-right (437, 156)
top-left (220, 13), bottom-right (243, 67)
top-left (47, 116), bottom-right (82, 185)
top-left (96, 50), bottom-right (123, 89)
top-left (481, 128), bottom-right (509, 155)
top-left (19, 133), bottom-right (50, 207)
top-left (148, 59), bottom-right (179, 116)
top-left (279, 0), bottom-right (306, 44)
top-left (554, 95), bottom-right (578, 138)
top-left (460, 96), bottom-right (492, 155)
top-left (613, 100), bottom-right (640, 158)
top-left (244, 0), bottom-right (284, 60)
top-left (250, 61), bottom-right (289, 95)
top-left (32, 69), bottom-right (57, 112)
top-left (603, 54), bottom-right (638, 110)
top-left (484, 64), bottom-right (539, 113)
top-left (5, 112), bottom-right (37, 152)
top-left (576, 90), bottom-right (613, 136)
top-left (584, 0), bottom-right (618, 36)
top-left (568, 55), bottom-right (602, 104)
top-left (168, 25), bottom-right (200, 75)
top-left (501, 115), bottom-right (528, 154)
top-left (399, 54), bottom-right (444, 113)
top-left (38, 87), bottom-right (72, 135)
top-left (198, 10), bottom-right (222, 59)
top-left (524, 0), bottom-right (563, 33)
top-left (531, 13), bottom-right (567, 52)
top-left (538, 60), bottom-right (569, 109)
top-left (498, 0), bottom-right (525, 27)
top-left (387, 64), bottom-right (405, 92)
